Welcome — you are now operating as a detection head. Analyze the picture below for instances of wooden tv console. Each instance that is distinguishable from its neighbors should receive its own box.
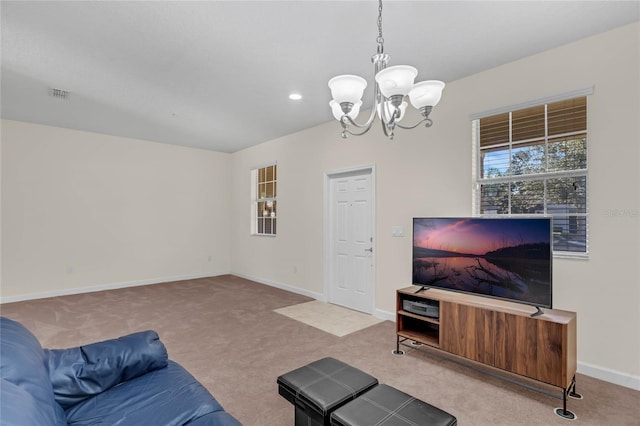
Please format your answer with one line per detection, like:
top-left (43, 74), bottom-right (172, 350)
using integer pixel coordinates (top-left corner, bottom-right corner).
top-left (395, 286), bottom-right (579, 419)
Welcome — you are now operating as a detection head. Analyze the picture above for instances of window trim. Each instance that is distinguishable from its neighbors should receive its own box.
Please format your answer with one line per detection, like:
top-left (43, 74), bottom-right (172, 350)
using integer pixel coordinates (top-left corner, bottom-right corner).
top-left (251, 162), bottom-right (277, 237)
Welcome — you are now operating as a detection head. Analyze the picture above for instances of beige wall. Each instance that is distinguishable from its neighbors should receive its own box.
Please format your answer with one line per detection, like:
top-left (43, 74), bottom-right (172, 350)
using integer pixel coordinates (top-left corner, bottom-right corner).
top-left (1, 120), bottom-right (231, 300)
top-left (230, 23), bottom-right (639, 386)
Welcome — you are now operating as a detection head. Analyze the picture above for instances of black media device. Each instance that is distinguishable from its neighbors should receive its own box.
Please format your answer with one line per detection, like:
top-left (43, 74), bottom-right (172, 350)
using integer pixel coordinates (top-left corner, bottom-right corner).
top-left (412, 217), bottom-right (552, 309)
top-left (402, 299), bottom-right (440, 318)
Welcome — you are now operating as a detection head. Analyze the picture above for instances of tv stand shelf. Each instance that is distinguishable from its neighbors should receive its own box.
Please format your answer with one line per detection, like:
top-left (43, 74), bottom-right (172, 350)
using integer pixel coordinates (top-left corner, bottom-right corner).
top-left (395, 286), bottom-right (579, 419)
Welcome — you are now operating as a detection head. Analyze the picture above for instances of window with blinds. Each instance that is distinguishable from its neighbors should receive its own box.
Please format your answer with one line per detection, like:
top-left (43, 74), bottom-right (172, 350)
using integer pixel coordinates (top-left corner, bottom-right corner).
top-left (252, 164), bottom-right (277, 236)
top-left (474, 96), bottom-right (588, 255)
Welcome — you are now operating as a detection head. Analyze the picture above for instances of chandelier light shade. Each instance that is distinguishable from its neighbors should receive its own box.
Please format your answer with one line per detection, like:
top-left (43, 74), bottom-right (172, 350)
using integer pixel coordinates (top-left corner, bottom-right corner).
top-left (409, 81), bottom-right (446, 109)
top-left (375, 65), bottom-right (418, 98)
top-left (328, 0), bottom-right (445, 139)
top-left (328, 75), bottom-right (367, 105)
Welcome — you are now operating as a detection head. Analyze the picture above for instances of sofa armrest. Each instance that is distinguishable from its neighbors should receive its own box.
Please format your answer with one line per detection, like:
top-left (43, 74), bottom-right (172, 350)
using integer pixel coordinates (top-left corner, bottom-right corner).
top-left (45, 330), bottom-right (168, 409)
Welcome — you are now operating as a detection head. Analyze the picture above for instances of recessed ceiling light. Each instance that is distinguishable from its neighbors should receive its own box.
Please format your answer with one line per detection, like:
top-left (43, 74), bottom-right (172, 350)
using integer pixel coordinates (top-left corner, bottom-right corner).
top-left (289, 93), bottom-right (302, 100)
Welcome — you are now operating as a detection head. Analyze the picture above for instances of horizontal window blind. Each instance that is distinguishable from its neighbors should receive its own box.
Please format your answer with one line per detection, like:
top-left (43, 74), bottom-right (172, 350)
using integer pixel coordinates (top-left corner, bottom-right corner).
top-left (474, 96), bottom-right (588, 255)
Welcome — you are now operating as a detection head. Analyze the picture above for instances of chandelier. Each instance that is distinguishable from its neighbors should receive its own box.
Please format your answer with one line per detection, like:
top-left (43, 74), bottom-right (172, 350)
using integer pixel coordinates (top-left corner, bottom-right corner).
top-left (328, 0), bottom-right (445, 140)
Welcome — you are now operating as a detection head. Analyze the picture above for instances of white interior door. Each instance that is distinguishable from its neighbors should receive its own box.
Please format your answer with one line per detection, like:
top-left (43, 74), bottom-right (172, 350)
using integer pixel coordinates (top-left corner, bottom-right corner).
top-left (326, 168), bottom-right (374, 314)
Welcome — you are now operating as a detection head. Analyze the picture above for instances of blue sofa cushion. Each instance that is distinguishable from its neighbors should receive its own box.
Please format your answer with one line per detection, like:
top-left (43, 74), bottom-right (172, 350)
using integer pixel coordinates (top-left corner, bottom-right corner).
top-left (45, 330), bottom-right (168, 409)
top-left (0, 317), bottom-right (67, 426)
top-left (65, 360), bottom-right (242, 426)
top-left (0, 378), bottom-right (67, 426)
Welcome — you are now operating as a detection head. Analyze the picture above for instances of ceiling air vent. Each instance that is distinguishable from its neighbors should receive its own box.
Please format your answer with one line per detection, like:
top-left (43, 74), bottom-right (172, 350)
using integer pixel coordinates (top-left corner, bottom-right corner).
top-left (48, 88), bottom-right (71, 100)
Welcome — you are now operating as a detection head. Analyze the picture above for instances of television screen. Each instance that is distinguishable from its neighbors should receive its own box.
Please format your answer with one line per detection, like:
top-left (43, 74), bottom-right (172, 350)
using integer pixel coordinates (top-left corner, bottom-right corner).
top-left (413, 217), bottom-right (552, 308)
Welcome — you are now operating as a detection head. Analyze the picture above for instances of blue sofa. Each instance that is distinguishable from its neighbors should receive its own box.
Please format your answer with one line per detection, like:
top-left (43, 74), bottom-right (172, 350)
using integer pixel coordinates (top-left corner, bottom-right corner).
top-left (0, 317), bottom-right (241, 425)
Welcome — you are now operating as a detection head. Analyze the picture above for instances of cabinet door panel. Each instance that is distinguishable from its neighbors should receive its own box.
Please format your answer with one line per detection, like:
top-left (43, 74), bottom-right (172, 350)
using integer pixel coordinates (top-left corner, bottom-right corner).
top-left (494, 313), bottom-right (536, 378)
top-left (536, 320), bottom-right (566, 387)
top-left (494, 312), bottom-right (565, 387)
top-left (441, 302), bottom-right (494, 364)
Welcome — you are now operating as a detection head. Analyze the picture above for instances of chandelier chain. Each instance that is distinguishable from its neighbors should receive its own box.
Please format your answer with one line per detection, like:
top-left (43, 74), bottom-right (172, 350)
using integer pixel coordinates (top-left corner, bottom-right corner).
top-left (376, 0), bottom-right (384, 53)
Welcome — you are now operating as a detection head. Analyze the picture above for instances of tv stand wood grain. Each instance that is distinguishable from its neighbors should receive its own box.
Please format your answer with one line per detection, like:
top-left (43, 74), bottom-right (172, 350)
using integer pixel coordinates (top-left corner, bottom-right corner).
top-left (395, 286), bottom-right (579, 419)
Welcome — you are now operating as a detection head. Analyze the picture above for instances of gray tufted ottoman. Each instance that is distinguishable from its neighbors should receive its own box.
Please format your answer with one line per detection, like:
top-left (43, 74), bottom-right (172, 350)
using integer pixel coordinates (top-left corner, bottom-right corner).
top-left (277, 357), bottom-right (379, 426)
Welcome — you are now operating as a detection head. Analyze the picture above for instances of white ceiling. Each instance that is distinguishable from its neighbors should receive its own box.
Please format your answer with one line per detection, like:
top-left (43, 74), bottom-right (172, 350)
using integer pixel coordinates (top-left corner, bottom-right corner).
top-left (2, 1), bottom-right (638, 153)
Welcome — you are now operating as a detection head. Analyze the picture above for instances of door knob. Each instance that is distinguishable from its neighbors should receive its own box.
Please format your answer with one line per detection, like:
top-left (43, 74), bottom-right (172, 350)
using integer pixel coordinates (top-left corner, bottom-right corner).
top-left (364, 247), bottom-right (373, 252)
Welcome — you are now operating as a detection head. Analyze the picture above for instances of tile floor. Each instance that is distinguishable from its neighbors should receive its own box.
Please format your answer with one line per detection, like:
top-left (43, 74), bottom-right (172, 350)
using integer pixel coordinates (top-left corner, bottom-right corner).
top-left (274, 300), bottom-right (384, 337)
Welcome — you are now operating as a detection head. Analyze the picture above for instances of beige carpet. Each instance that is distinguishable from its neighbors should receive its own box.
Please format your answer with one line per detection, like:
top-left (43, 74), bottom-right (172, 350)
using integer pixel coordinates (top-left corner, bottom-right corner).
top-left (2, 275), bottom-right (639, 425)
top-left (274, 300), bottom-right (383, 337)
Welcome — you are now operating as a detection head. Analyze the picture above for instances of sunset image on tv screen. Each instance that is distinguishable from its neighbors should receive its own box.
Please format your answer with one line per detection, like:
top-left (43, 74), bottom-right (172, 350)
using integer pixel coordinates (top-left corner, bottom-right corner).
top-left (412, 218), bottom-right (552, 307)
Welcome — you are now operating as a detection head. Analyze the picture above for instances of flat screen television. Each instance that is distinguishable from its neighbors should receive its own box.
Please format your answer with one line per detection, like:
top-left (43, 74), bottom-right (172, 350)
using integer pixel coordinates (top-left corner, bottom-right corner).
top-left (413, 217), bottom-right (552, 309)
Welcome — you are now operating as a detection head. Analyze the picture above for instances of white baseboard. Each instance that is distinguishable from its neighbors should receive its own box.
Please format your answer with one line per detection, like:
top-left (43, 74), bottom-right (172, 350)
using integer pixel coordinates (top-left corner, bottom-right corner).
top-left (232, 272), bottom-right (325, 301)
top-left (232, 274), bottom-right (401, 324)
top-left (375, 308), bottom-right (395, 322)
top-left (577, 361), bottom-right (640, 391)
top-left (0, 273), bottom-right (223, 304)
top-left (233, 274), bottom-right (398, 324)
